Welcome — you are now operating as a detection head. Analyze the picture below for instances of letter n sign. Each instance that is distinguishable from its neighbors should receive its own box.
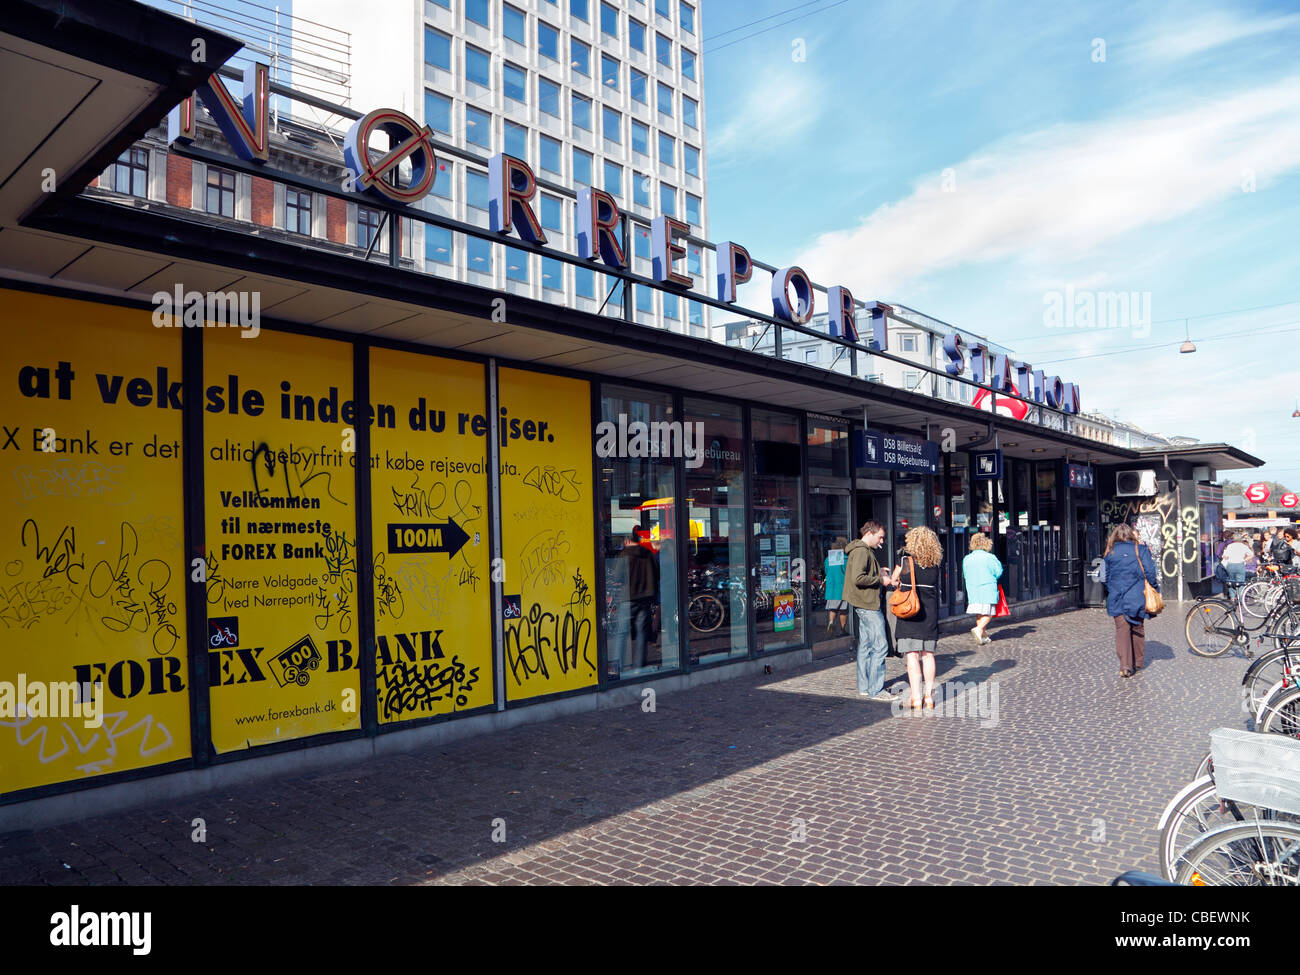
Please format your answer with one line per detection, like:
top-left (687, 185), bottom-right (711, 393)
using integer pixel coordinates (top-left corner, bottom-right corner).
top-left (169, 63), bottom-right (270, 162)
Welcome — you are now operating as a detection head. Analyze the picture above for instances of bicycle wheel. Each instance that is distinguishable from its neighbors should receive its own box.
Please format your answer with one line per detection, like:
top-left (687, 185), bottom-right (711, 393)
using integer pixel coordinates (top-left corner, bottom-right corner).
top-left (1185, 599), bottom-right (1238, 657)
top-left (1264, 605), bottom-right (1300, 652)
top-left (1255, 684), bottom-right (1300, 738)
top-left (1174, 821), bottom-right (1300, 886)
top-left (1243, 647), bottom-right (1298, 719)
top-left (687, 593), bottom-right (724, 633)
top-left (1240, 581), bottom-right (1276, 620)
top-left (1156, 775), bottom-right (1257, 882)
top-left (1193, 751), bottom-right (1213, 780)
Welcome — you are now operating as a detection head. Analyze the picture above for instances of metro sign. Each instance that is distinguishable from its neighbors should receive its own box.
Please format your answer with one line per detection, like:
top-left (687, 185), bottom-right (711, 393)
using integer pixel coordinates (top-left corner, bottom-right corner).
top-left (1280, 492), bottom-right (1298, 509)
top-left (971, 383), bottom-right (1031, 421)
top-left (1245, 483), bottom-right (1271, 504)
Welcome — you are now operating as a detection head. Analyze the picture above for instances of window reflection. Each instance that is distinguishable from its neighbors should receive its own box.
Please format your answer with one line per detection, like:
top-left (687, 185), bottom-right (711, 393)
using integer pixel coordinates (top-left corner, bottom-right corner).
top-left (600, 385), bottom-right (680, 679)
top-left (752, 408), bottom-right (803, 651)
top-left (684, 398), bottom-right (747, 663)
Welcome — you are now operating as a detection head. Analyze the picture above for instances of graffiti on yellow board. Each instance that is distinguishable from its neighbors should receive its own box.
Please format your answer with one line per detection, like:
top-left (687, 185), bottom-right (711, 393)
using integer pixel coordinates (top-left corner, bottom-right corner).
top-left (0, 290), bottom-right (192, 794)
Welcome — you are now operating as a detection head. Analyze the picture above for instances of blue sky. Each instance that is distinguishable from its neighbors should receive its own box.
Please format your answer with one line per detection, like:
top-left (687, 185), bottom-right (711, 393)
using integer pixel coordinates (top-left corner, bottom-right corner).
top-left (701, 0), bottom-right (1300, 489)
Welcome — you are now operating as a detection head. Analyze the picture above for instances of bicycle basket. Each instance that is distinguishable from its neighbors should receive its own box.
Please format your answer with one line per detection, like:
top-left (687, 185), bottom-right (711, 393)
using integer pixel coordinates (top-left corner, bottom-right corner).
top-left (1210, 728), bottom-right (1300, 817)
top-left (1284, 577), bottom-right (1300, 604)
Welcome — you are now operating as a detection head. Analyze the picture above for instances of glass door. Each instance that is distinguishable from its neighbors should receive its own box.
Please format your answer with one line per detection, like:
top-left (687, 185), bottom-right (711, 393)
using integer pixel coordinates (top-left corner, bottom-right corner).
top-left (808, 489), bottom-right (851, 642)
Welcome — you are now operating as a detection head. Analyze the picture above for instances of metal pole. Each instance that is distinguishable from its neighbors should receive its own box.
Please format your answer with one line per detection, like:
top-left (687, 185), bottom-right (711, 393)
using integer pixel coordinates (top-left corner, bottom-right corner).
top-left (488, 358), bottom-right (506, 710)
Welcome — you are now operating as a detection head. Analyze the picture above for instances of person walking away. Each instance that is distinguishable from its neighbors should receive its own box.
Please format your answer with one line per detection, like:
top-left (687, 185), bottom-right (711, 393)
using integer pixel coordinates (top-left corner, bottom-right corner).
top-left (843, 520), bottom-right (896, 701)
top-left (823, 536), bottom-right (849, 636)
top-left (888, 526), bottom-right (943, 710)
top-left (962, 532), bottom-right (1002, 645)
top-left (1103, 523), bottom-right (1158, 678)
top-left (1220, 532), bottom-right (1253, 599)
top-left (620, 533), bottom-right (659, 671)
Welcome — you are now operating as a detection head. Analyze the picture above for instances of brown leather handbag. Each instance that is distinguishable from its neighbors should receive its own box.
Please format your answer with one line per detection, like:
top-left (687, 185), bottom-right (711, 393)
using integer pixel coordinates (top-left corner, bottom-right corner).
top-left (1134, 541), bottom-right (1163, 616)
top-left (889, 556), bottom-right (921, 619)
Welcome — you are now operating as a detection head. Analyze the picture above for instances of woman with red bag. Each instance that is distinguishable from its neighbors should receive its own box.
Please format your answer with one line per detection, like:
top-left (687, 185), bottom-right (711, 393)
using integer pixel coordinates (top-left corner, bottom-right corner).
top-left (961, 531), bottom-right (1003, 645)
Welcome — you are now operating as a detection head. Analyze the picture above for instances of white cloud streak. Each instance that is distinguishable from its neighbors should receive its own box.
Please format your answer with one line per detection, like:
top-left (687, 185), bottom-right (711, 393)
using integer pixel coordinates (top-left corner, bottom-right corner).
top-left (1134, 11), bottom-right (1300, 60)
top-left (708, 68), bottom-right (826, 164)
top-left (795, 76), bottom-right (1300, 298)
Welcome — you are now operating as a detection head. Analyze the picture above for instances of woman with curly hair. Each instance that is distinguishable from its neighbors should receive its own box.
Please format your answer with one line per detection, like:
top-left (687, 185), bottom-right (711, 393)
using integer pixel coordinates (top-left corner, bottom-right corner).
top-left (889, 526), bottom-right (944, 710)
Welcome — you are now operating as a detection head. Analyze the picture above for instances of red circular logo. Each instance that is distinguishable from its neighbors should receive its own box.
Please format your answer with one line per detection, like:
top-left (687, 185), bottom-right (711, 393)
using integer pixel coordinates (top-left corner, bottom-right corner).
top-left (1245, 483), bottom-right (1271, 504)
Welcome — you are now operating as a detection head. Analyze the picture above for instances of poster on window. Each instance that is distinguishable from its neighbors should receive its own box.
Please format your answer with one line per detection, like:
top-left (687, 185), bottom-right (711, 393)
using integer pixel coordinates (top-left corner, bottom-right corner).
top-left (0, 289), bottom-right (191, 794)
top-left (369, 347), bottom-right (492, 723)
top-left (203, 329), bottom-right (361, 752)
top-left (773, 592), bottom-right (796, 632)
top-left (497, 368), bottom-right (597, 701)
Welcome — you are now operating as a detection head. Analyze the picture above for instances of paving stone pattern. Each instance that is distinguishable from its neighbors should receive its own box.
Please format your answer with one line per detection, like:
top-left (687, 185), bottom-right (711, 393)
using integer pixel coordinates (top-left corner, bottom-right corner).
top-left (0, 607), bottom-right (1250, 885)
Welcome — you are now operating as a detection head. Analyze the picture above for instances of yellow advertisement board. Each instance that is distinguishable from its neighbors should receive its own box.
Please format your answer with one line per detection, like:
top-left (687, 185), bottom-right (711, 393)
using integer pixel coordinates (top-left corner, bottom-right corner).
top-left (498, 368), bottom-right (597, 700)
top-left (369, 348), bottom-right (492, 722)
top-left (0, 289), bottom-right (191, 793)
top-left (203, 329), bottom-right (360, 751)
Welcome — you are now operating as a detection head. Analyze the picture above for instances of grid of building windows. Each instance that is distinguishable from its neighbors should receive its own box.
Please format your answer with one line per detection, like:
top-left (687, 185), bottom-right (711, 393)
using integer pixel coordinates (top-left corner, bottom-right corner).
top-left (413, 0), bottom-right (707, 330)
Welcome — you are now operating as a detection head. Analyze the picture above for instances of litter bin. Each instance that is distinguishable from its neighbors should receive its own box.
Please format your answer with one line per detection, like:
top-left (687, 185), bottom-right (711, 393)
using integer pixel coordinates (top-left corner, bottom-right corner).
top-left (1083, 557), bottom-right (1106, 606)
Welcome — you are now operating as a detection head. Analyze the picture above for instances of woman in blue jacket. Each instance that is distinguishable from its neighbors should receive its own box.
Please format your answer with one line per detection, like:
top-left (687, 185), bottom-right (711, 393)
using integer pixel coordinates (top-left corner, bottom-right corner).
top-left (961, 532), bottom-right (1002, 645)
top-left (1103, 523), bottom-right (1159, 677)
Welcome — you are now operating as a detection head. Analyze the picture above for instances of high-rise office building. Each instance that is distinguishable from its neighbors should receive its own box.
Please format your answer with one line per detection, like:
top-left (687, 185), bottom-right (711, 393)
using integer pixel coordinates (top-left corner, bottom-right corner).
top-left (296, 0), bottom-right (710, 333)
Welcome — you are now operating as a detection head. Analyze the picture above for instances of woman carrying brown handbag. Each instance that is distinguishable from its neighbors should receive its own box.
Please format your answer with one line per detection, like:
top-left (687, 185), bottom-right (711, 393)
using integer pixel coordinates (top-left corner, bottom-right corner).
top-left (889, 526), bottom-right (944, 710)
top-left (1102, 523), bottom-right (1161, 678)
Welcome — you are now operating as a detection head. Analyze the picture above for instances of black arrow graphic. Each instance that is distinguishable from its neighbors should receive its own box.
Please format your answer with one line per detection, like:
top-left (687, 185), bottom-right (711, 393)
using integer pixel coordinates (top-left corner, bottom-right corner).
top-left (386, 519), bottom-right (470, 557)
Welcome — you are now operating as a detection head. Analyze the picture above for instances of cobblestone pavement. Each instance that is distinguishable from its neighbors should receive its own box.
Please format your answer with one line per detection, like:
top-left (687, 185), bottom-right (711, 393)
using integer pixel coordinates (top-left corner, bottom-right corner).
top-left (0, 607), bottom-right (1251, 885)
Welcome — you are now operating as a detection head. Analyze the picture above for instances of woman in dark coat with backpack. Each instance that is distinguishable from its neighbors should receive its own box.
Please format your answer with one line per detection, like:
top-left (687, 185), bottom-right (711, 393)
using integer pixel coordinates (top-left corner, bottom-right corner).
top-left (1103, 523), bottom-right (1159, 678)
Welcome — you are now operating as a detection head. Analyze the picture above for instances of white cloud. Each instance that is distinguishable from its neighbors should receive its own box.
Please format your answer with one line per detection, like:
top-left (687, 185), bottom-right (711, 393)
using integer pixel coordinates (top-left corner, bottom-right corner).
top-left (708, 68), bottom-right (825, 164)
top-left (1135, 11), bottom-right (1300, 60)
top-left (795, 76), bottom-right (1300, 298)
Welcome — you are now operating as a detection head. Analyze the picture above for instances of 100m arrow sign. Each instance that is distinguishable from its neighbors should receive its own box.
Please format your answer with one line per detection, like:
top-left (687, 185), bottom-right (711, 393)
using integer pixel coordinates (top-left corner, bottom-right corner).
top-left (387, 519), bottom-right (470, 556)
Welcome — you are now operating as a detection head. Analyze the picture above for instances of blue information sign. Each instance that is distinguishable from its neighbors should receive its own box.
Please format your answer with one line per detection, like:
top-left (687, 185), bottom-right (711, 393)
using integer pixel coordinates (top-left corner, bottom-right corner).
top-left (973, 450), bottom-right (1003, 480)
top-left (1067, 463), bottom-right (1095, 490)
top-left (853, 430), bottom-right (939, 474)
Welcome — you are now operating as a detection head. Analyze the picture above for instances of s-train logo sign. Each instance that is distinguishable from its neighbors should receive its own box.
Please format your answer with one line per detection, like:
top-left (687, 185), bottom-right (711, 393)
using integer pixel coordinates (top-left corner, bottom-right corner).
top-left (168, 60), bottom-right (1082, 413)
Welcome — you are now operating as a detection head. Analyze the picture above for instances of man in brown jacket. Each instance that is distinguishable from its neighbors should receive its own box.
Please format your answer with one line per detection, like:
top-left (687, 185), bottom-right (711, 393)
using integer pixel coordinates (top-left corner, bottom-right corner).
top-left (843, 520), bottom-right (894, 700)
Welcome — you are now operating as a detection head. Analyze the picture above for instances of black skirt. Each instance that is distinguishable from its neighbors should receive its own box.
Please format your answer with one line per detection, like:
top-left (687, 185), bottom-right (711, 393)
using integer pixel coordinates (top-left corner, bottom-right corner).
top-left (891, 560), bottom-right (941, 642)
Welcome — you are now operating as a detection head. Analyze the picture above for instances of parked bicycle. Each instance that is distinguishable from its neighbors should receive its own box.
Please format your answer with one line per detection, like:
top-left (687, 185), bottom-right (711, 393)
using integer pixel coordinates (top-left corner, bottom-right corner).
top-left (1240, 567), bottom-right (1300, 620)
top-left (1184, 587), bottom-right (1300, 658)
top-left (1156, 728), bottom-right (1300, 884)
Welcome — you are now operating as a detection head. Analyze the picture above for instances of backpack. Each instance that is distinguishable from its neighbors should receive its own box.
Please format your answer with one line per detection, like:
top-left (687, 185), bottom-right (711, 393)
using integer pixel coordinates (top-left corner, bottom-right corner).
top-left (1271, 537), bottom-right (1294, 564)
